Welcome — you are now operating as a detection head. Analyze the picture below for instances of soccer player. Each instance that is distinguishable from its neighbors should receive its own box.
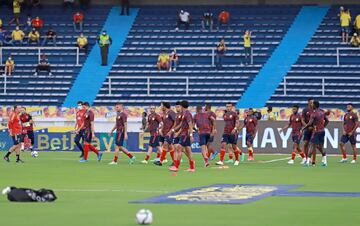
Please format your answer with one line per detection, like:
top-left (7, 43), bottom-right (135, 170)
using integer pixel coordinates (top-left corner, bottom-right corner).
top-left (19, 107), bottom-right (35, 153)
top-left (108, 103), bottom-right (136, 165)
top-left (280, 105), bottom-right (306, 165)
top-left (339, 103), bottom-right (358, 164)
top-left (205, 103), bottom-right (217, 160)
top-left (216, 103), bottom-right (241, 166)
top-left (141, 106), bottom-right (162, 164)
top-left (166, 101), bottom-right (183, 167)
top-left (239, 108), bottom-right (258, 161)
top-left (169, 100), bottom-right (195, 172)
top-left (301, 98), bottom-right (315, 163)
top-left (155, 102), bottom-right (176, 166)
top-left (74, 101), bottom-right (85, 158)
top-left (302, 100), bottom-right (329, 166)
top-left (3, 105), bottom-right (24, 163)
top-left (78, 102), bottom-right (102, 163)
top-left (194, 105), bottom-right (216, 167)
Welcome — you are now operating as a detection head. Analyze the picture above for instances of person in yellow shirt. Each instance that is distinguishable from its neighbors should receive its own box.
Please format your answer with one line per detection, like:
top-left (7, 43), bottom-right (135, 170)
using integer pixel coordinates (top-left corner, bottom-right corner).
top-left (350, 33), bottom-right (360, 47)
top-left (266, 106), bottom-right (277, 121)
top-left (243, 30), bottom-right (252, 65)
top-left (157, 50), bottom-right (169, 71)
top-left (4, 56), bottom-right (15, 76)
top-left (11, 26), bottom-right (25, 45)
top-left (28, 28), bottom-right (40, 45)
top-left (340, 9), bottom-right (351, 43)
top-left (9, 0), bottom-right (21, 25)
top-left (77, 32), bottom-right (88, 53)
top-left (0, 19), bottom-right (3, 29)
top-left (354, 14), bottom-right (360, 35)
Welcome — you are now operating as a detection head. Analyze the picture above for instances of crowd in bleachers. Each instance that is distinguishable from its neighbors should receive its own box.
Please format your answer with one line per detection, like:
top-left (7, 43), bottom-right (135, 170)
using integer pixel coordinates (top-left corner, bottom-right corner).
top-left (339, 6), bottom-right (360, 46)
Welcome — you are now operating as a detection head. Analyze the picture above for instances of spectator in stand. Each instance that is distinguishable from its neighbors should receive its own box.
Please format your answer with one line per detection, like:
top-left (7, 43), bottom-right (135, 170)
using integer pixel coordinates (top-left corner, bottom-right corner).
top-left (42, 27), bottom-right (57, 46)
top-left (31, 16), bottom-right (43, 30)
top-left (9, 0), bottom-right (21, 26)
top-left (77, 32), bottom-right (88, 53)
top-left (63, 0), bottom-right (75, 9)
top-left (217, 10), bottom-right (230, 30)
top-left (340, 8), bottom-right (351, 43)
top-left (243, 30), bottom-right (252, 65)
top-left (10, 26), bottom-right (25, 46)
top-left (73, 11), bottom-right (84, 32)
top-left (266, 106), bottom-right (276, 121)
top-left (98, 30), bottom-right (112, 66)
top-left (25, 15), bottom-right (32, 32)
top-left (0, 28), bottom-right (8, 46)
top-left (120, 0), bottom-right (130, 16)
top-left (354, 13), bottom-right (360, 35)
top-left (157, 50), bottom-right (170, 71)
top-left (28, 27), bottom-right (40, 45)
top-left (350, 33), bottom-right (360, 47)
top-left (215, 38), bottom-right (226, 69)
top-left (34, 54), bottom-right (52, 76)
top-left (169, 49), bottom-right (178, 72)
top-left (4, 56), bottom-right (15, 76)
top-left (202, 10), bottom-right (214, 32)
top-left (0, 18), bottom-right (3, 29)
top-left (176, 10), bottom-right (191, 31)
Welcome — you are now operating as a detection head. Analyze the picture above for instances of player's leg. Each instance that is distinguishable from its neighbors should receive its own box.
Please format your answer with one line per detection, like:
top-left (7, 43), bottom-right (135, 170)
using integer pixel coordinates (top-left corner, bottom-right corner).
top-left (120, 146), bottom-right (135, 163)
top-left (184, 146), bottom-right (195, 172)
top-left (317, 131), bottom-right (327, 166)
top-left (233, 143), bottom-right (242, 166)
top-left (158, 138), bottom-right (169, 164)
top-left (226, 143), bottom-right (235, 164)
top-left (339, 138), bottom-right (348, 163)
top-left (247, 140), bottom-right (254, 161)
top-left (295, 141), bottom-right (306, 164)
top-left (350, 143), bottom-right (357, 163)
top-left (109, 145), bottom-right (120, 165)
top-left (169, 143), bottom-right (182, 171)
top-left (199, 134), bottom-right (209, 167)
top-left (74, 131), bottom-right (84, 157)
top-left (28, 130), bottom-right (35, 152)
top-left (142, 145), bottom-right (153, 164)
top-left (216, 135), bottom-right (228, 165)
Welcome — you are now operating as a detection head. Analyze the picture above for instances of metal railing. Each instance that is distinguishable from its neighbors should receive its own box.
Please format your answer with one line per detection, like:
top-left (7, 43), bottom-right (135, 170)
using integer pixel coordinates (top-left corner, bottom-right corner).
top-left (1, 74), bottom-right (7, 94)
top-left (0, 47), bottom-right (80, 66)
top-left (107, 76), bottom-right (190, 96)
top-left (336, 47), bottom-right (360, 66)
top-left (282, 76), bottom-right (360, 96)
top-left (175, 47), bottom-right (254, 66)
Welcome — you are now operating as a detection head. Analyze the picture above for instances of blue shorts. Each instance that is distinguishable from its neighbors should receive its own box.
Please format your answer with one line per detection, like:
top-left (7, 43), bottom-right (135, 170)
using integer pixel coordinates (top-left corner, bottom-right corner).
top-left (115, 132), bottom-right (125, 147)
top-left (84, 130), bottom-right (92, 143)
top-left (221, 134), bottom-right (237, 145)
top-left (12, 134), bottom-right (21, 145)
top-left (341, 134), bottom-right (356, 145)
top-left (209, 135), bottom-right (214, 143)
top-left (159, 136), bottom-right (164, 143)
top-left (246, 133), bottom-right (254, 144)
top-left (161, 135), bottom-right (174, 145)
top-left (292, 135), bottom-right (302, 144)
top-left (173, 137), bottom-right (180, 145)
top-left (180, 135), bottom-right (191, 147)
top-left (199, 133), bottom-right (211, 146)
top-left (303, 129), bottom-right (312, 141)
top-left (341, 26), bottom-right (349, 33)
top-left (149, 135), bottom-right (160, 148)
top-left (311, 131), bottom-right (325, 145)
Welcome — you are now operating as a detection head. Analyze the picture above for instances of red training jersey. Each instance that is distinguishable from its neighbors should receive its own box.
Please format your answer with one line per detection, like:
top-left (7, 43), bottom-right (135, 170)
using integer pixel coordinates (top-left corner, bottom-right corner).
top-left (116, 111), bottom-right (127, 133)
top-left (289, 113), bottom-right (302, 136)
top-left (223, 111), bottom-right (238, 134)
top-left (302, 107), bottom-right (313, 124)
top-left (76, 109), bottom-right (85, 129)
top-left (148, 113), bottom-right (161, 136)
top-left (194, 112), bottom-right (212, 135)
top-left (73, 13), bottom-right (84, 23)
top-left (83, 109), bottom-right (94, 131)
top-left (244, 115), bottom-right (258, 134)
top-left (343, 111), bottom-right (358, 134)
top-left (162, 109), bottom-right (176, 135)
top-left (310, 109), bottom-right (327, 133)
top-left (180, 110), bottom-right (193, 136)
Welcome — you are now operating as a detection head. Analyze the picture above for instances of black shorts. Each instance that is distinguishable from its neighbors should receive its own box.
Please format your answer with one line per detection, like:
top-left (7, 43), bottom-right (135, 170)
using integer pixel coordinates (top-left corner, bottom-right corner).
top-left (20, 131), bottom-right (35, 145)
top-left (149, 135), bottom-right (160, 148)
top-left (303, 129), bottom-right (312, 141)
top-left (199, 133), bottom-right (211, 146)
top-left (341, 134), bottom-right (356, 145)
top-left (115, 132), bottom-right (125, 147)
top-left (221, 134), bottom-right (237, 145)
top-left (292, 135), bottom-right (302, 144)
top-left (173, 137), bottom-right (180, 145)
top-left (12, 134), bottom-right (21, 145)
top-left (311, 131), bottom-right (325, 145)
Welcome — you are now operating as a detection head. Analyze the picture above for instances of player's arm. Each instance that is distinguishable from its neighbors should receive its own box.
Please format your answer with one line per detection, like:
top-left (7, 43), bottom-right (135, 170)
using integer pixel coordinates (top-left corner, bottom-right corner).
top-left (324, 116), bottom-right (329, 128)
top-left (124, 121), bottom-right (128, 140)
top-left (76, 121), bottom-right (84, 133)
top-left (351, 118), bottom-right (359, 136)
top-left (91, 121), bottom-right (95, 136)
top-left (280, 119), bottom-right (291, 132)
top-left (188, 119), bottom-right (194, 142)
top-left (109, 124), bottom-right (116, 136)
top-left (302, 117), bottom-right (314, 131)
top-left (237, 119), bottom-right (245, 131)
top-left (210, 115), bottom-right (217, 135)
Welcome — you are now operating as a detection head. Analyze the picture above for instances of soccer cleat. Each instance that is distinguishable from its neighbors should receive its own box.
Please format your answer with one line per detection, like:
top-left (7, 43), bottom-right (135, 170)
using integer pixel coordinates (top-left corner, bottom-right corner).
top-left (162, 159), bottom-right (168, 164)
top-left (129, 156), bottom-right (136, 164)
top-left (287, 159), bottom-right (295, 165)
top-left (339, 158), bottom-right (348, 163)
top-left (321, 156), bottom-right (327, 163)
top-left (108, 161), bottom-right (118, 165)
top-left (247, 156), bottom-right (254, 161)
top-left (168, 166), bottom-right (178, 172)
top-left (300, 158), bottom-right (307, 165)
top-left (205, 162), bottom-right (210, 167)
top-left (210, 151), bottom-right (218, 160)
top-left (153, 161), bottom-right (162, 166)
top-left (141, 160), bottom-right (148, 164)
top-left (321, 162), bottom-right (327, 167)
top-left (3, 156), bottom-right (10, 162)
top-left (215, 161), bottom-right (224, 166)
top-left (16, 159), bottom-right (24, 163)
top-left (1, 187), bottom-right (11, 195)
top-left (225, 159), bottom-right (234, 164)
top-left (150, 158), bottom-right (159, 163)
top-left (351, 159), bottom-right (356, 164)
top-left (97, 153), bottom-right (103, 162)
top-left (234, 160), bottom-right (240, 166)
top-left (79, 158), bottom-right (88, 163)
top-left (185, 168), bottom-right (195, 173)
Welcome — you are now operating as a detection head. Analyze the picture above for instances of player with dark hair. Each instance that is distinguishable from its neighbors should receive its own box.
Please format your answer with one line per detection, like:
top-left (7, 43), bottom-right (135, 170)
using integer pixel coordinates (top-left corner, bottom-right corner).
top-left (141, 105), bottom-right (162, 164)
top-left (339, 103), bottom-right (358, 164)
top-left (205, 103), bottom-right (218, 160)
top-left (19, 107), bottom-right (35, 154)
top-left (74, 101), bottom-right (85, 157)
top-left (166, 101), bottom-right (183, 167)
top-left (108, 103), bottom-right (136, 165)
top-left (155, 101), bottom-right (176, 166)
top-left (78, 102), bottom-right (103, 163)
top-left (280, 105), bottom-right (306, 165)
top-left (302, 100), bottom-right (329, 166)
top-left (3, 105), bottom-right (24, 163)
top-left (302, 98), bottom-right (315, 163)
top-left (239, 108), bottom-right (257, 161)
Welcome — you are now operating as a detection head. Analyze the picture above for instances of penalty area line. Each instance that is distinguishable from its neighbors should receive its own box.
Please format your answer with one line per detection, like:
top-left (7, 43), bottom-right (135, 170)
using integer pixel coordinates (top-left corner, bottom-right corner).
top-left (54, 189), bottom-right (169, 193)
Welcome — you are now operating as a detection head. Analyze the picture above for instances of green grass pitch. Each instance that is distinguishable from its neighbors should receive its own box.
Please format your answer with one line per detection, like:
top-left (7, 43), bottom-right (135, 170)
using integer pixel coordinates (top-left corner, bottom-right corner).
top-left (0, 152), bottom-right (359, 226)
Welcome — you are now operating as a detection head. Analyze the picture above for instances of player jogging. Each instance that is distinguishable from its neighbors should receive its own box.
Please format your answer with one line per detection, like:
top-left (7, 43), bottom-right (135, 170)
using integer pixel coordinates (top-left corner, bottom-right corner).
top-left (166, 101), bottom-right (183, 167)
top-left (280, 105), bottom-right (306, 165)
top-left (19, 107), bottom-right (35, 154)
top-left (141, 106), bottom-right (162, 164)
top-left (155, 102), bottom-right (176, 166)
top-left (3, 105), bottom-right (24, 163)
top-left (302, 98), bottom-right (315, 164)
top-left (339, 103), bottom-right (358, 164)
top-left (205, 103), bottom-right (217, 160)
top-left (239, 108), bottom-right (257, 161)
top-left (74, 101), bottom-right (85, 158)
top-left (78, 102), bottom-right (102, 163)
top-left (108, 103), bottom-right (136, 165)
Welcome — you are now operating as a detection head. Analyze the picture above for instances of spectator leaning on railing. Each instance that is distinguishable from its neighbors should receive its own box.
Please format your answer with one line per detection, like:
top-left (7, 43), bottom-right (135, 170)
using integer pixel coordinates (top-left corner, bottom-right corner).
top-left (157, 50), bottom-right (170, 71)
top-left (28, 28), bottom-right (40, 45)
top-left (176, 10), bottom-right (191, 31)
top-left (10, 26), bottom-right (25, 46)
top-left (73, 11), bottom-right (84, 32)
top-left (4, 56), bottom-right (15, 76)
top-left (340, 8), bottom-right (351, 44)
top-left (34, 54), bottom-right (52, 76)
top-left (243, 30), bottom-right (252, 65)
top-left (169, 49), bottom-right (178, 72)
top-left (217, 10), bottom-right (230, 31)
top-left (215, 38), bottom-right (226, 69)
top-left (202, 10), bottom-right (214, 32)
top-left (77, 32), bottom-right (88, 53)
top-left (350, 33), bottom-right (360, 47)
top-left (42, 27), bottom-right (57, 46)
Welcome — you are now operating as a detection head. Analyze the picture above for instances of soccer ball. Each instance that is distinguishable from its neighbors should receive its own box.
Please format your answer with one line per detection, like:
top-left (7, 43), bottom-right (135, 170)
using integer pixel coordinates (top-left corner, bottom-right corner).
top-left (136, 209), bottom-right (153, 225)
top-left (31, 151), bottom-right (39, 158)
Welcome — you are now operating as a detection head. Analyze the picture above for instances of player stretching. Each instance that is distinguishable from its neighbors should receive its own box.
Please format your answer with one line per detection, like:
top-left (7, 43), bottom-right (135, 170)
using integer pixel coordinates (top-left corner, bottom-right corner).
top-left (169, 100), bottom-right (195, 172)
top-left (155, 102), bottom-right (176, 166)
top-left (74, 101), bottom-right (85, 158)
top-left (3, 105), bottom-right (24, 163)
top-left (339, 103), bottom-right (358, 164)
top-left (302, 98), bottom-right (314, 164)
top-left (280, 105), bottom-right (306, 165)
top-left (78, 102), bottom-right (102, 163)
top-left (109, 103), bottom-right (136, 165)
top-left (205, 103), bottom-right (217, 160)
top-left (19, 107), bottom-right (35, 154)
top-left (141, 106), bottom-right (162, 164)
top-left (216, 103), bottom-right (242, 166)
top-left (302, 101), bottom-right (329, 166)
top-left (239, 108), bottom-right (257, 161)
top-left (194, 105), bottom-right (216, 167)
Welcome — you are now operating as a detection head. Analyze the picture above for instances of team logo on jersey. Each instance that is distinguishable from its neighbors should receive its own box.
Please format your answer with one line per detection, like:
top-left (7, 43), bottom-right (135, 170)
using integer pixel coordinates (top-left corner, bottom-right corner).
top-left (131, 184), bottom-right (360, 205)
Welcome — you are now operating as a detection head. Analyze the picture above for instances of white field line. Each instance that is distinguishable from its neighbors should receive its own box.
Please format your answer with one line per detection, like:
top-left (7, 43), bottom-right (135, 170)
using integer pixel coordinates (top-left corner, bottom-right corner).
top-left (260, 157), bottom-right (291, 163)
top-left (55, 188), bottom-right (169, 193)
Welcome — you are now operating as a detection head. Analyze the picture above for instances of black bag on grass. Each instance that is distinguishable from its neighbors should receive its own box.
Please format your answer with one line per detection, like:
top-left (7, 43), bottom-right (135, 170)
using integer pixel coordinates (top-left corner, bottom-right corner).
top-left (5, 187), bottom-right (57, 202)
